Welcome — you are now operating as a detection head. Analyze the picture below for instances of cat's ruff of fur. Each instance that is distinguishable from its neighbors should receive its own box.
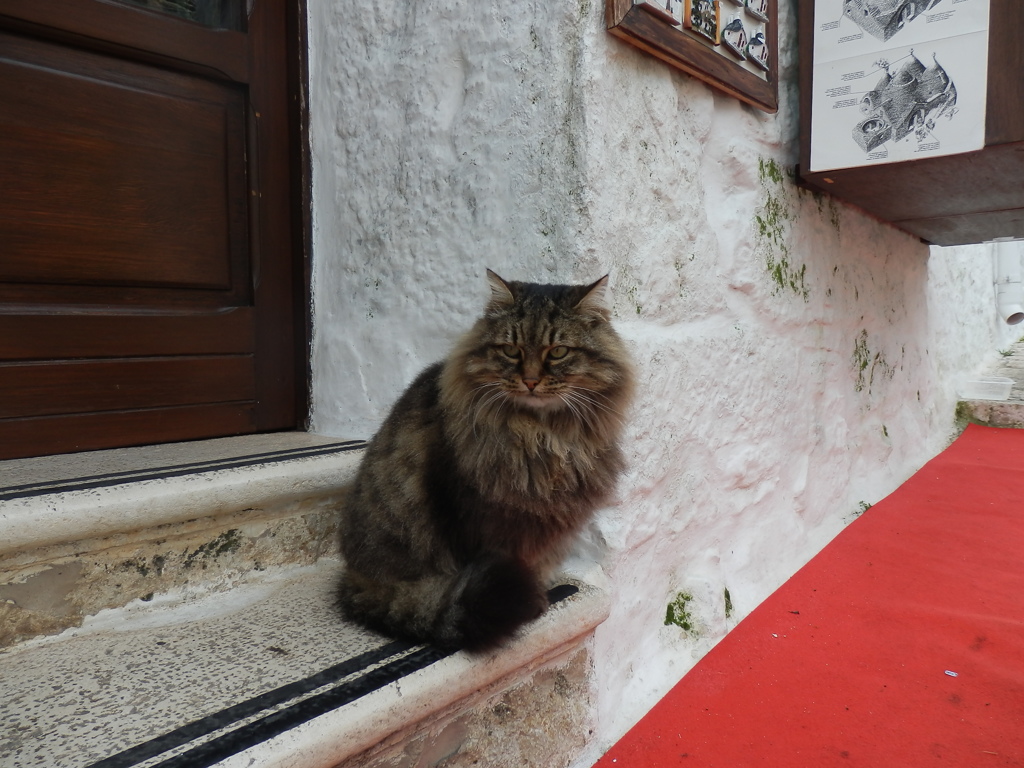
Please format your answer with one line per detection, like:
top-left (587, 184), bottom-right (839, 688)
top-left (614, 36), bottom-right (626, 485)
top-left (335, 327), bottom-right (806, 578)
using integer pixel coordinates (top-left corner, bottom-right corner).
top-left (338, 271), bottom-right (634, 652)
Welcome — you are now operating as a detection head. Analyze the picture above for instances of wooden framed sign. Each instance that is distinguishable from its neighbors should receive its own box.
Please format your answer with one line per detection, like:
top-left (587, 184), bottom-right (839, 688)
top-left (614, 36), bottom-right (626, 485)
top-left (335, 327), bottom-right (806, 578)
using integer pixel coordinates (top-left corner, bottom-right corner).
top-left (607, 0), bottom-right (779, 113)
top-left (797, 0), bottom-right (1024, 246)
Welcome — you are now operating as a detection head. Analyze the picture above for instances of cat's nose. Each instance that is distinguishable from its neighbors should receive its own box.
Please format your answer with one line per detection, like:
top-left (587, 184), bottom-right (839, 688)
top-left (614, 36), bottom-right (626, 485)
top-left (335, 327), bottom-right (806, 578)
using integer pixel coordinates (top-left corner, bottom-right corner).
top-left (523, 378), bottom-right (540, 391)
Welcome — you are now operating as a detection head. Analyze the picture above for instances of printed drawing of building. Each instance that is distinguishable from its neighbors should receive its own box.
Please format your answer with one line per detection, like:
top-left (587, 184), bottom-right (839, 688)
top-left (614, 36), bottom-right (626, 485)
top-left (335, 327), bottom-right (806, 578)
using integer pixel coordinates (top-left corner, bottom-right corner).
top-left (842, 0), bottom-right (943, 42)
top-left (852, 52), bottom-right (957, 152)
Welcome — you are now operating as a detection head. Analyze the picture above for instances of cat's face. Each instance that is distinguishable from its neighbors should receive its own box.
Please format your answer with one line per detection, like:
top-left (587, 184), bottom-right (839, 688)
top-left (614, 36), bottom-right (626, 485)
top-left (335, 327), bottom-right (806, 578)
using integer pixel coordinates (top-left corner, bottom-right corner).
top-left (454, 272), bottom-right (630, 418)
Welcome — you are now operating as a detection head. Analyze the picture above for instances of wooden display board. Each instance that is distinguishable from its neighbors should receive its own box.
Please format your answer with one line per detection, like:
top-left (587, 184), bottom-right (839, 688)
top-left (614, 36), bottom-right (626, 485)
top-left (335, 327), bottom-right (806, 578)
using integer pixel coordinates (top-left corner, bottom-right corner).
top-left (607, 0), bottom-right (778, 113)
top-left (798, 0), bottom-right (1024, 245)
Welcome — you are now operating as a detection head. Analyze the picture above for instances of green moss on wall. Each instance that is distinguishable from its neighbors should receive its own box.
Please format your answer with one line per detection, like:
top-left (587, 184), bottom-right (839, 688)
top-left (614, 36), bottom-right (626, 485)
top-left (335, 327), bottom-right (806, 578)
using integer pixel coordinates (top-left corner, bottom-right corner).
top-left (852, 329), bottom-right (896, 394)
top-left (665, 592), bottom-right (695, 633)
top-left (755, 157), bottom-right (809, 302)
top-left (183, 529), bottom-right (242, 569)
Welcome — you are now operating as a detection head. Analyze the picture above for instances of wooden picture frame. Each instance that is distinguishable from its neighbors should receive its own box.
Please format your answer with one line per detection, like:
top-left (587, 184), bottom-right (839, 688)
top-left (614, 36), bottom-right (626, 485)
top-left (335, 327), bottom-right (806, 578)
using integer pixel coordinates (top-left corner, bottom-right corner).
top-left (607, 0), bottom-right (778, 113)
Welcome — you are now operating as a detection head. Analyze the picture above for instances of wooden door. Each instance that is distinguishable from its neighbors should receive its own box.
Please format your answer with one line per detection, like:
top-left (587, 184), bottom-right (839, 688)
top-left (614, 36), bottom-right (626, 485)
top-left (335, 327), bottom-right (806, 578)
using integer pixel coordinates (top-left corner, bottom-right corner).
top-left (0, 0), bottom-right (304, 460)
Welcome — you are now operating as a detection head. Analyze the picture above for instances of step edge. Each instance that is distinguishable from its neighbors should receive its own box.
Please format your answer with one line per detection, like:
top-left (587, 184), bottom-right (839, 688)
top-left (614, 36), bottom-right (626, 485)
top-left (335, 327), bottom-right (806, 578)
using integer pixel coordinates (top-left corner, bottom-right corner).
top-left (0, 448), bottom-right (364, 555)
top-left (218, 582), bottom-right (610, 768)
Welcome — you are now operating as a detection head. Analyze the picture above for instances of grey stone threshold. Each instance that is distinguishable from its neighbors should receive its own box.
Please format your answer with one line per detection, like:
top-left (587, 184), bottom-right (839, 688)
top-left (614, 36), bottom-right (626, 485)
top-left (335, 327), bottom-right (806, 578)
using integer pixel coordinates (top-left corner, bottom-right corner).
top-left (0, 433), bottom-right (366, 503)
top-left (0, 433), bottom-right (365, 558)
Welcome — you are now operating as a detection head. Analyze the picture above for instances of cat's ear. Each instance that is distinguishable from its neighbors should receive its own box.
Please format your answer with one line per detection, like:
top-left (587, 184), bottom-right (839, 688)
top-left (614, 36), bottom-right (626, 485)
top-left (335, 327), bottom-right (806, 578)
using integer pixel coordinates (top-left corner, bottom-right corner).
top-left (575, 275), bottom-right (611, 319)
top-left (485, 269), bottom-right (516, 311)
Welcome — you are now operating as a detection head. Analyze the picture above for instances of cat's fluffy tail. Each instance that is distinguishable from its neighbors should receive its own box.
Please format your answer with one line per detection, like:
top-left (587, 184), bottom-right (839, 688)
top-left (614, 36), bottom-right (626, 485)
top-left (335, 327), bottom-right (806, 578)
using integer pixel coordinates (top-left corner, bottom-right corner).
top-left (338, 555), bottom-right (548, 652)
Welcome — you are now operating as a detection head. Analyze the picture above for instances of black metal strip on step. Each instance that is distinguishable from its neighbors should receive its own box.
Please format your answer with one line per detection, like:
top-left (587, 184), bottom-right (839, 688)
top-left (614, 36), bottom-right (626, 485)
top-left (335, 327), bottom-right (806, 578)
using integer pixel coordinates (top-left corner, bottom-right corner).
top-left (83, 639), bottom-right (416, 768)
top-left (0, 441), bottom-right (366, 502)
top-left (146, 645), bottom-right (454, 768)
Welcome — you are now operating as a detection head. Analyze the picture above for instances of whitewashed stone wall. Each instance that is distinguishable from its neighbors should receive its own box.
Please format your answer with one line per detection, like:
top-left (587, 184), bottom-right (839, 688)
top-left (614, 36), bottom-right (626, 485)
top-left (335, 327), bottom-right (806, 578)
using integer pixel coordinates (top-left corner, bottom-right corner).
top-left (306, 0), bottom-right (1015, 762)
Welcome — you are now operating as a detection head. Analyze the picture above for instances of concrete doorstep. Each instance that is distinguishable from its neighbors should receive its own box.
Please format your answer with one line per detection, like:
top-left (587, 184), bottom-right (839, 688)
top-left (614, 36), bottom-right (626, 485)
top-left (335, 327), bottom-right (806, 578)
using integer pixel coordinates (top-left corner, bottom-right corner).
top-left (0, 435), bottom-right (608, 768)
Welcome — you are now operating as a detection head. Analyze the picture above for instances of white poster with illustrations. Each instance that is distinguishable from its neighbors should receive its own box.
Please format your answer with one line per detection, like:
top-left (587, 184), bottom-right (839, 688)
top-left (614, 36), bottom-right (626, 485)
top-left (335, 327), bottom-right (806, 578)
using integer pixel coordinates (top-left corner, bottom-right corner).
top-left (809, 0), bottom-right (990, 172)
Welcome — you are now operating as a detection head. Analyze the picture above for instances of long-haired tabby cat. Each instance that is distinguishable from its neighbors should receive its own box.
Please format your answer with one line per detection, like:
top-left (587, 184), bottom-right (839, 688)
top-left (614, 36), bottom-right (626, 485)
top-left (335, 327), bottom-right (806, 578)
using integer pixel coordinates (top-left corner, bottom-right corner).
top-left (338, 270), bottom-right (633, 651)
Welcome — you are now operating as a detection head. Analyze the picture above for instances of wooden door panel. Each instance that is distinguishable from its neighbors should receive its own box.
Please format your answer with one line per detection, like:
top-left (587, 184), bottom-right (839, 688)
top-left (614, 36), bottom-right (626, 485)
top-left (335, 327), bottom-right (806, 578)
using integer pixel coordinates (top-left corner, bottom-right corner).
top-left (0, 30), bottom-right (237, 149)
top-left (0, 311), bottom-right (253, 360)
top-left (0, 280), bottom-right (249, 310)
top-left (0, 404), bottom-right (257, 458)
top-left (0, 34), bottom-right (246, 291)
top-left (0, 357), bottom-right (255, 419)
top-left (1, 128), bottom-right (234, 289)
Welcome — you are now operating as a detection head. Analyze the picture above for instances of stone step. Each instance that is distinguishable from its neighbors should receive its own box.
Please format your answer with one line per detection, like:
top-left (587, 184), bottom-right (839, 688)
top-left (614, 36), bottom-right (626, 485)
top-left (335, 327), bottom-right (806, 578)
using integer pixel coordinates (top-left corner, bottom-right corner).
top-left (957, 340), bottom-right (1024, 429)
top-left (0, 433), bottom-right (363, 648)
top-left (957, 399), bottom-right (1024, 429)
top-left (0, 559), bottom-right (606, 768)
top-left (0, 434), bottom-right (607, 768)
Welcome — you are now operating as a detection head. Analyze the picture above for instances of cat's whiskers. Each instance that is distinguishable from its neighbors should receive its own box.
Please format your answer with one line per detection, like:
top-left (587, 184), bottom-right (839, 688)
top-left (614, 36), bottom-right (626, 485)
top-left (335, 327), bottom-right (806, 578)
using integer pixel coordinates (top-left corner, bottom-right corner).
top-left (468, 380), bottom-right (506, 403)
top-left (469, 380), bottom-right (502, 396)
top-left (568, 382), bottom-right (619, 403)
top-left (487, 389), bottom-right (512, 418)
top-left (560, 387), bottom-right (599, 416)
top-left (558, 390), bottom-right (598, 431)
top-left (468, 381), bottom-right (510, 436)
top-left (556, 392), bottom-right (586, 426)
top-left (566, 384), bottom-right (625, 419)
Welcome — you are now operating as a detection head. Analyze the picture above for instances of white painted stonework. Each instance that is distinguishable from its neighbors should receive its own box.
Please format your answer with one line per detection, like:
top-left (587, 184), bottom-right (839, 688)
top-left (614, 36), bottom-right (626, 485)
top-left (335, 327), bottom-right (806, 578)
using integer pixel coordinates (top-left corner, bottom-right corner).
top-left (306, 0), bottom-right (1017, 762)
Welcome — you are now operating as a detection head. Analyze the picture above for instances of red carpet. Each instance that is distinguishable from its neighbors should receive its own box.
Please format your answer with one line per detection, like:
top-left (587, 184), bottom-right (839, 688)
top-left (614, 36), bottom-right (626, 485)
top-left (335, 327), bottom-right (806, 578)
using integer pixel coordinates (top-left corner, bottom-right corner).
top-left (596, 424), bottom-right (1024, 767)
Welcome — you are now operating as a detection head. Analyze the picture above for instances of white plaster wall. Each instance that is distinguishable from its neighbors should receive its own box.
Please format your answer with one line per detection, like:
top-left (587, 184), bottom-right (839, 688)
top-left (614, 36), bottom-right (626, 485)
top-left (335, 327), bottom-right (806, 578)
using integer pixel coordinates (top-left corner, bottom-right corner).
top-left (306, 0), bottom-right (1016, 762)
top-left (306, 0), bottom-right (592, 433)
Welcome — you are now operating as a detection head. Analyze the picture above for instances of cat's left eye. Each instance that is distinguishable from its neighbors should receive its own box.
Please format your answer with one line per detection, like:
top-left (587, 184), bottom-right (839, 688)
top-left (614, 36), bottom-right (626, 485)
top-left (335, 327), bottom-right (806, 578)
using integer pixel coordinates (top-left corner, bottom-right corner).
top-left (548, 346), bottom-right (570, 360)
top-left (501, 345), bottom-right (521, 359)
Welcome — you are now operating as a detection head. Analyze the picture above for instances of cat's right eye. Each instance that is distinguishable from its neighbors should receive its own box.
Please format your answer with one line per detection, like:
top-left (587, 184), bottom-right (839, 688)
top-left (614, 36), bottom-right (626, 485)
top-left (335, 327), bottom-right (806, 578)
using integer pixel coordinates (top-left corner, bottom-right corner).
top-left (501, 345), bottom-right (521, 359)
